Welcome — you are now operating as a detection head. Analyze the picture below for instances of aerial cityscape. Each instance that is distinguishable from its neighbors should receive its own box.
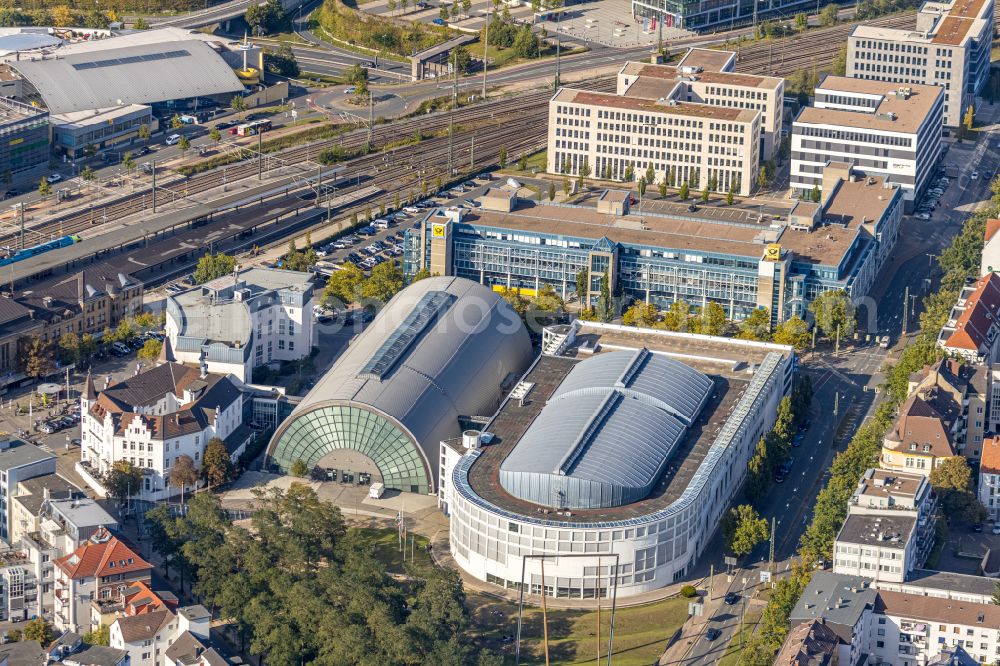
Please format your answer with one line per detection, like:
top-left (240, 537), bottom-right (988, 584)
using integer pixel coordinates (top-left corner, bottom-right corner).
top-left (0, 0), bottom-right (993, 663)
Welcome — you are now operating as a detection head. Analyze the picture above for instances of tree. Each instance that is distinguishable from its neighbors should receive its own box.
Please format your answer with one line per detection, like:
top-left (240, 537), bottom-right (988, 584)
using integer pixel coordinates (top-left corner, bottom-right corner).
top-left (80, 333), bottom-right (97, 362)
top-left (499, 287), bottom-right (529, 316)
top-left (171, 455), bottom-right (198, 504)
top-left (245, 0), bottom-right (289, 35)
top-left (512, 23), bottom-right (540, 58)
top-left (323, 263), bottom-right (363, 306)
top-left (177, 136), bottom-right (190, 153)
top-left (518, 154), bottom-right (528, 171)
top-left (37, 177), bottom-right (51, 197)
top-left (122, 152), bottom-right (135, 174)
top-left (931, 457), bottom-right (986, 524)
top-left (810, 185), bottom-right (821, 203)
top-left (773, 315), bottom-right (811, 350)
top-left (25, 336), bottom-right (51, 378)
top-left (563, 178), bottom-right (570, 196)
top-left (794, 11), bottom-right (808, 30)
top-left (700, 185), bottom-right (709, 203)
top-left (193, 252), bottom-right (237, 284)
top-left (171, 114), bottom-right (184, 130)
top-left (659, 181), bottom-right (668, 198)
top-left (531, 284), bottom-right (563, 313)
top-left (576, 267), bottom-right (588, 302)
top-left (231, 95), bottom-right (247, 118)
top-left (452, 45), bottom-right (472, 74)
top-left (439, 6), bottom-right (449, 20)
top-left (548, 181), bottom-right (556, 201)
top-left (80, 165), bottom-right (95, 181)
top-left (726, 186), bottom-right (735, 205)
top-left (930, 456), bottom-right (972, 492)
top-left (22, 618), bottom-right (52, 645)
top-left (138, 124), bottom-right (151, 140)
top-left (580, 158), bottom-right (591, 181)
top-left (678, 182), bottom-right (689, 200)
top-left (696, 302), bottom-right (727, 336)
top-left (203, 437), bottom-right (234, 488)
top-left (104, 461), bottom-right (143, 504)
top-left (808, 289), bottom-right (856, 338)
top-left (964, 104), bottom-right (975, 132)
top-left (738, 308), bottom-right (771, 341)
top-left (133, 16), bottom-right (150, 29)
top-left (596, 271), bottom-right (612, 321)
top-left (819, 3), bottom-right (839, 25)
top-left (360, 261), bottom-right (404, 302)
top-left (832, 45), bottom-right (848, 76)
top-left (623, 301), bottom-right (659, 327)
top-left (51, 5), bottom-right (74, 26)
top-left (209, 128), bottom-right (222, 145)
top-left (411, 268), bottom-right (432, 283)
top-left (723, 504), bottom-right (770, 557)
top-left (289, 458), bottom-right (309, 477)
top-left (757, 165), bottom-right (769, 190)
top-left (137, 339), bottom-right (163, 363)
top-left (58, 333), bottom-right (81, 366)
top-left (499, 145), bottom-right (507, 168)
top-left (644, 163), bottom-right (655, 186)
top-left (637, 176), bottom-right (647, 197)
top-left (661, 300), bottom-right (692, 332)
top-left (83, 624), bottom-right (110, 646)
top-left (623, 163), bottom-right (634, 182)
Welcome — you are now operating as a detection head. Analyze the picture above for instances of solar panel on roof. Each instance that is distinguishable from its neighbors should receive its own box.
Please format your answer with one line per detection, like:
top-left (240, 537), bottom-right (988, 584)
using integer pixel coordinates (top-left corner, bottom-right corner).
top-left (71, 48), bottom-right (191, 71)
top-left (358, 291), bottom-right (456, 380)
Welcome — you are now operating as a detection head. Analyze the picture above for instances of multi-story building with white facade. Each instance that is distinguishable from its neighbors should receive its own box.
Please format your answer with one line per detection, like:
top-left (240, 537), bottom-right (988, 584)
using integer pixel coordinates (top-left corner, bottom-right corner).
top-left (833, 469), bottom-right (937, 583)
top-left (790, 572), bottom-right (1000, 666)
top-left (80, 361), bottom-right (252, 500)
top-left (791, 76), bottom-right (944, 209)
top-left (847, 0), bottom-right (994, 127)
top-left (54, 527), bottom-right (152, 633)
top-left (980, 436), bottom-right (1000, 523)
top-left (165, 267), bottom-right (315, 383)
top-left (939, 272), bottom-right (1000, 364)
top-left (439, 319), bottom-right (795, 599)
top-left (0, 438), bottom-right (56, 545)
top-left (110, 604), bottom-right (211, 666)
top-left (547, 49), bottom-right (775, 197)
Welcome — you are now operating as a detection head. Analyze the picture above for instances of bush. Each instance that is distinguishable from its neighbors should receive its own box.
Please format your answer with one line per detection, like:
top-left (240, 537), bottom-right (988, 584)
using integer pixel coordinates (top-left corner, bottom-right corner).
top-left (317, 0), bottom-right (451, 58)
top-left (680, 585), bottom-right (698, 598)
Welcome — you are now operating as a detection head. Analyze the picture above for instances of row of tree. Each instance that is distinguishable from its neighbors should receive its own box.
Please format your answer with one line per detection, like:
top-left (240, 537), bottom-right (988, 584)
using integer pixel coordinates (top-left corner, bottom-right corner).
top-left (318, 0), bottom-right (452, 59)
top-left (103, 437), bottom-right (234, 504)
top-left (736, 155), bottom-right (1000, 666)
top-left (144, 486), bottom-right (498, 665)
top-left (322, 261), bottom-right (406, 307)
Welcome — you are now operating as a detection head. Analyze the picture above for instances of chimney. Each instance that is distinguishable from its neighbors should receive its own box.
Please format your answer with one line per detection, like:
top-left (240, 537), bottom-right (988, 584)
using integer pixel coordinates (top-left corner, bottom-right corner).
top-left (77, 272), bottom-right (85, 303)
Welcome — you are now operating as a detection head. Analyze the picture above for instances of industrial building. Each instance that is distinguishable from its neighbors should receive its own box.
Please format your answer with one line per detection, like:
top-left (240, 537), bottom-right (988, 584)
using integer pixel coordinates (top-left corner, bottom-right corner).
top-left (438, 319), bottom-right (795, 598)
top-left (404, 166), bottom-right (901, 324)
top-left (548, 49), bottom-right (784, 196)
top-left (790, 76), bottom-right (944, 208)
top-left (265, 277), bottom-right (534, 494)
top-left (846, 0), bottom-right (994, 127)
top-left (165, 267), bottom-right (316, 384)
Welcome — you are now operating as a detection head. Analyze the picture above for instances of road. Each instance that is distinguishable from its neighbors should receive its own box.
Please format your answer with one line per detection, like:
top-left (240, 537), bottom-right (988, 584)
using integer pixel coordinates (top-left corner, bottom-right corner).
top-left (678, 103), bottom-right (1000, 665)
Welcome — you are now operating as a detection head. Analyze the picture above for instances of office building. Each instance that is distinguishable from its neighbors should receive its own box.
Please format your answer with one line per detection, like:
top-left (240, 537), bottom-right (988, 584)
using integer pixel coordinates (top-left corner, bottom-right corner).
top-left (0, 96), bottom-right (48, 177)
top-left (791, 76), bottom-right (944, 209)
top-left (165, 267), bottom-right (316, 383)
top-left (630, 0), bottom-right (819, 32)
top-left (404, 168), bottom-right (902, 325)
top-left (439, 319), bottom-right (795, 598)
top-left (51, 104), bottom-right (155, 160)
top-left (847, 0), bottom-right (994, 127)
top-left (548, 50), bottom-right (779, 196)
top-left (266, 277), bottom-right (533, 493)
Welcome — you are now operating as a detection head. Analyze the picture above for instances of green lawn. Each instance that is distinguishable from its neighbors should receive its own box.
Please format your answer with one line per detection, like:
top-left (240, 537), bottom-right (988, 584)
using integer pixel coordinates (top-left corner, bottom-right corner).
top-left (352, 526), bottom-right (436, 578)
top-left (468, 593), bottom-right (688, 665)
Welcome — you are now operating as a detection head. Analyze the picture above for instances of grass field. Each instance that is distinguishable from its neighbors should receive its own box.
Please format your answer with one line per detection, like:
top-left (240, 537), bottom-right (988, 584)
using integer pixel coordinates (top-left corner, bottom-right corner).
top-left (353, 526), bottom-right (436, 578)
top-left (469, 593), bottom-right (688, 665)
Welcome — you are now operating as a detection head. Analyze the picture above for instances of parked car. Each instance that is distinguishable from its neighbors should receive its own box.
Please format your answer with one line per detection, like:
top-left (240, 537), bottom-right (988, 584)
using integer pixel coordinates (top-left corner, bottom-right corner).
top-left (972, 171), bottom-right (980, 180)
top-left (343, 86), bottom-right (357, 94)
top-left (992, 525), bottom-right (1000, 535)
top-left (111, 342), bottom-right (131, 356)
top-left (432, 17), bottom-right (446, 24)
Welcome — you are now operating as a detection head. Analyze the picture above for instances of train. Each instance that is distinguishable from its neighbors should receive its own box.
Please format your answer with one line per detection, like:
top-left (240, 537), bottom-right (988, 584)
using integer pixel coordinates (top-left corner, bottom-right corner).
top-left (0, 234), bottom-right (82, 268)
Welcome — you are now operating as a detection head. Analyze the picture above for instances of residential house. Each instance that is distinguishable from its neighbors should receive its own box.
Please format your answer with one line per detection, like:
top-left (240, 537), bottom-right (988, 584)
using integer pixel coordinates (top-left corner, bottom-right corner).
top-left (881, 391), bottom-right (957, 476)
top-left (91, 579), bottom-right (178, 630)
top-left (49, 632), bottom-right (129, 666)
top-left (937, 273), bottom-right (1000, 364)
top-left (774, 619), bottom-right (840, 666)
top-left (980, 219), bottom-right (1000, 277)
top-left (110, 605), bottom-right (210, 666)
top-left (53, 527), bottom-right (152, 633)
top-left (907, 359), bottom-right (988, 461)
top-left (979, 436), bottom-right (1000, 523)
top-left (788, 571), bottom-right (878, 666)
top-left (0, 438), bottom-right (56, 544)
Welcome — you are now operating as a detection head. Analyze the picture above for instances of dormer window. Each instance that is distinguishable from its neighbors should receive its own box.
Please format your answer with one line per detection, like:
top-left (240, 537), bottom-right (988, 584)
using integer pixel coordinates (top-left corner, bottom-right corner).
top-left (909, 444), bottom-right (917, 451)
top-left (108, 561), bottom-right (115, 568)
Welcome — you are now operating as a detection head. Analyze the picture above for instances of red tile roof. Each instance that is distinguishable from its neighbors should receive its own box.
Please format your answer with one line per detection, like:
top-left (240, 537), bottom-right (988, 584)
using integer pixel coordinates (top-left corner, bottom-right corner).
top-left (982, 437), bottom-right (1000, 476)
top-left (944, 273), bottom-right (1000, 351)
top-left (55, 527), bottom-right (151, 580)
top-left (985, 219), bottom-right (1000, 243)
top-left (123, 581), bottom-right (175, 616)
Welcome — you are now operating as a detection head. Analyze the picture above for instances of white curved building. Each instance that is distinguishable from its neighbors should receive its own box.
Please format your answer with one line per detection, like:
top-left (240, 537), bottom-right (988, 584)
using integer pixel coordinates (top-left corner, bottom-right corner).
top-left (439, 320), bottom-right (795, 598)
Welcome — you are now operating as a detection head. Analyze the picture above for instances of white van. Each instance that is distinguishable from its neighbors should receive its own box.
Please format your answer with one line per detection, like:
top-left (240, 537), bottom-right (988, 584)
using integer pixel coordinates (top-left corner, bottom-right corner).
top-left (368, 482), bottom-right (385, 499)
top-left (165, 134), bottom-right (182, 146)
top-left (373, 218), bottom-right (390, 229)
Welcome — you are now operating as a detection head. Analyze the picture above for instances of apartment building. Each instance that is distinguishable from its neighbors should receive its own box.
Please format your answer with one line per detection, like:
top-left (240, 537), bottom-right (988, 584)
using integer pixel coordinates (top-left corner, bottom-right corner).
top-left (80, 361), bottom-right (252, 500)
top-left (110, 604), bottom-right (211, 666)
top-left (833, 469), bottom-right (936, 583)
top-left (791, 76), bottom-right (944, 209)
top-left (847, 0), bottom-right (994, 127)
top-left (165, 267), bottom-right (315, 383)
top-left (547, 50), bottom-right (777, 197)
top-left (980, 219), bottom-right (1000, 276)
top-left (980, 436), bottom-right (1000, 522)
top-left (790, 572), bottom-right (1000, 666)
top-left (0, 439), bottom-right (56, 545)
top-left (907, 359), bottom-right (988, 460)
top-left (938, 272), bottom-right (1000, 364)
top-left (881, 390), bottom-right (958, 475)
top-left (54, 527), bottom-right (152, 633)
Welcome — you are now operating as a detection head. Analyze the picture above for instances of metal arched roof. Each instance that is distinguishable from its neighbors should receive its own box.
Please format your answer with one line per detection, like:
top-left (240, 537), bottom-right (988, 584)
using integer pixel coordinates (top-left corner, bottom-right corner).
top-left (10, 39), bottom-right (243, 114)
top-left (549, 348), bottom-right (713, 425)
top-left (267, 276), bottom-right (533, 490)
top-left (499, 388), bottom-right (686, 509)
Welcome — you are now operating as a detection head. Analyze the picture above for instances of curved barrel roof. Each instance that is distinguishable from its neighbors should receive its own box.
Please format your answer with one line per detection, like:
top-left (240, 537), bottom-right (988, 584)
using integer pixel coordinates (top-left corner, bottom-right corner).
top-left (268, 276), bottom-right (533, 491)
top-left (499, 349), bottom-right (713, 509)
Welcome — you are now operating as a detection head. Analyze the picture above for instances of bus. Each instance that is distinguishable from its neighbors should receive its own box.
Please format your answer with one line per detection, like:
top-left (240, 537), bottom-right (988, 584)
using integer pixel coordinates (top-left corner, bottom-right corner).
top-left (235, 119), bottom-right (272, 137)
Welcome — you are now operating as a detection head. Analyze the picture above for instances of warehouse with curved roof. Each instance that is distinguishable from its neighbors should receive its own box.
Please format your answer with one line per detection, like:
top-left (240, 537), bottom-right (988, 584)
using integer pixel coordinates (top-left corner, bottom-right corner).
top-left (266, 276), bottom-right (533, 494)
